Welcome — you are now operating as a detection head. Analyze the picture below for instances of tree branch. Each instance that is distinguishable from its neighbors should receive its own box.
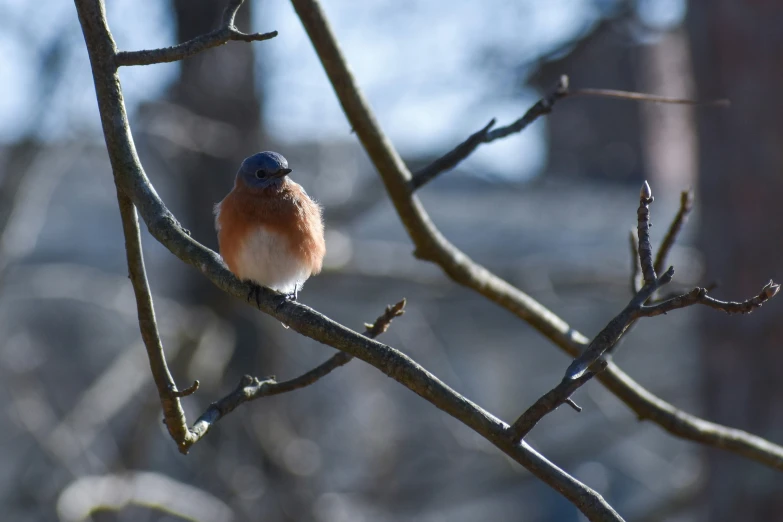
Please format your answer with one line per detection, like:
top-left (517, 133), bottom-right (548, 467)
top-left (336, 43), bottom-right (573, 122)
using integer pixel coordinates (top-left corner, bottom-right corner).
top-left (511, 183), bottom-right (777, 443)
top-left (509, 363), bottom-right (604, 441)
top-left (76, 2), bottom-right (625, 520)
top-left (409, 76), bottom-right (568, 191)
top-left (284, 0), bottom-right (778, 464)
top-left (570, 88), bottom-right (730, 106)
top-left (73, 0), bottom-right (783, 518)
top-left (286, 0), bottom-right (783, 475)
top-left (115, 189), bottom-right (192, 447)
top-left (636, 181), bottom-right (657, 285)
top-left (115, 0), bottom-right (277, 67)
top-left (653, 189), bottom-right (694, 276)
top-left (640, 281), bottom-right (779, 317)
top-left (184, 299), bottom-right (406, 452)
top-left (292, 0), bottom-right (783, 471)
top-left (408, 81), bottom-right (727, 191)
top-left (291, 0), bottom-right (783, 463)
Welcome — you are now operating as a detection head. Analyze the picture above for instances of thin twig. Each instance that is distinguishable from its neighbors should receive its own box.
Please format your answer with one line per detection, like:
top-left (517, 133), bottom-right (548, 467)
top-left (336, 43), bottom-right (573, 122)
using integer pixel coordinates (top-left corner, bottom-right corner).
top-left (171, 380), bottom-right (200, 398)
top-left (184, 299), bottom-right (407, 451)
top-left (72, 5), bottom-right (783, 521)
top-left (115, 0), bottom-right (277, 67)
top-left (640, 281), bottom-right (779, 317)
top-left (409, 76), bottom-right (569, 191)
top-left (515, 184), bottom-right (778, 442)
top-left (570, 88), bottom-right (730, 106)
top-left (76, 1), bottom-right (629, 519)
top-left (637, 181), bottom-right (657, 285)
top-left (556, 266), bottom-right (673, 388)
top-left (650, 281), bottom-right (719, 304)
top-left (408, 80), bottom-right (728, 191)
top-left (509, 363), bottom-right (604, 441)
top-left (115, 190), bottom-right (192, 447)
top-left (513, 264), bottom-right (671, 442)
top-left (563, 184), bottom-right (671, 381)
top-left (283, 0), bottom-right (783, 476)
top-left (653, 189), bottom-right (694, 276)
top-left (409, 119), bottom-right (496, 191)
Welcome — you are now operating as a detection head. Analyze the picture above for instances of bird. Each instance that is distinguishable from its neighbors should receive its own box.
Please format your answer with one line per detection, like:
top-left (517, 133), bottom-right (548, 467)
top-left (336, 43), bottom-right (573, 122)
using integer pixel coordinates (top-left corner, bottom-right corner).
top-left (214, 151), bottom-right (325, 309)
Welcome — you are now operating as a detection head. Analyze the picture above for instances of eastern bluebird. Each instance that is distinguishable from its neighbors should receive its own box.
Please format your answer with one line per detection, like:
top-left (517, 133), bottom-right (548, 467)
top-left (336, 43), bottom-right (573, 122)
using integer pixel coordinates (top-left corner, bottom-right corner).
top-left (214, 152), bottom-right (326, 305)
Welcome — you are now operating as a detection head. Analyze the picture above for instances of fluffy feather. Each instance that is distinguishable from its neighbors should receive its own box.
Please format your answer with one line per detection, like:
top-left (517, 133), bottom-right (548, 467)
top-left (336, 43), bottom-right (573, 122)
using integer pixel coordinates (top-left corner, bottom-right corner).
top-left (215, 176), bottom-right (325, 294)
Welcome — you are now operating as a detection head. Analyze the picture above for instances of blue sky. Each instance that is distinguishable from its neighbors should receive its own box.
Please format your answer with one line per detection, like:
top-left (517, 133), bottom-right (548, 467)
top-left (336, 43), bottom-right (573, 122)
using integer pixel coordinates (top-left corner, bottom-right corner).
top-left (0, 0), bottom-right (684, 179)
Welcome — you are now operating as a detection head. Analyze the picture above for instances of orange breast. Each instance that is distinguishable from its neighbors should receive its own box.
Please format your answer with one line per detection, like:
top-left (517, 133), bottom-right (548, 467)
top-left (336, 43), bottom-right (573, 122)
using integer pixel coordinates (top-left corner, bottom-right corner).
top-left (215, 178), bottom-right (325, 277)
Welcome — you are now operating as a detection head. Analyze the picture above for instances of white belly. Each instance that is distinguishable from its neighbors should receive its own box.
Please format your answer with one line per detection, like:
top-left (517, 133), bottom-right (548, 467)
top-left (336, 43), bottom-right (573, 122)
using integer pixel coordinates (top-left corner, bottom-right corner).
top-left (234, 226), bottom-right (313, 294)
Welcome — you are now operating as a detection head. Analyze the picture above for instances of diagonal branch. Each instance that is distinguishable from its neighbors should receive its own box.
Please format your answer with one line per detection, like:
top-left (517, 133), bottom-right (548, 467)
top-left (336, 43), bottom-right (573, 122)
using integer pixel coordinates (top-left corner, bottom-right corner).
top-left (115, 0), bottom-right (277, 67)
top-left (76, 3), bottom-right (625, 520)
top-left (509, 185), bottom-right (675, 442)
top-left (409, 76), bottom-right (568, 191)
top-left (510, 183), bottom-right (777, 443)
top-left (509, 363), bottom-right (605, 441)
top-left (74, 0), bottom-right (783, 518)
top-left (636, 180), bottom-right (657, 285)
top-left (569, 88), bottom-right (730, 106)
top-left (284, 0), bottom-right (783, 474)
top-left (409, 81), bottom-right (727, 191)
top-left (640, 281), bottom-right (779, 317)
top-left (653, 189), bottom-right (694, 276)
top-left (183, 299), bottom-right (406, 452)
top-left (116, 189), bottom-right (192, 447)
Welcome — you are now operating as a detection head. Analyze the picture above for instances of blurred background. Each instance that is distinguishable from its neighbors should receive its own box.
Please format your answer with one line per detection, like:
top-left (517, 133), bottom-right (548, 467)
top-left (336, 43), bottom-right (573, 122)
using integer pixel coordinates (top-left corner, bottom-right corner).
top-left (1, 0), bottom-right (781, 520)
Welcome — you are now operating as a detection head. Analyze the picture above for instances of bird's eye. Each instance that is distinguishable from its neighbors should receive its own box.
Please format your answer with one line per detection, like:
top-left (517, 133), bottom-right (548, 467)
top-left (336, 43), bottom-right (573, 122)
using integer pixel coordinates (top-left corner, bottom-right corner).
top-left (255, 170), bottom-right (265, 179)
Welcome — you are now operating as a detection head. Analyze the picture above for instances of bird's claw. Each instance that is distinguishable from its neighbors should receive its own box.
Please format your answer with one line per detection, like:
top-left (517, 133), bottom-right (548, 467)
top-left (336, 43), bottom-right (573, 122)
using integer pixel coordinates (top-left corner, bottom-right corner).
top-left (274, 291), bottom-right (297, 313)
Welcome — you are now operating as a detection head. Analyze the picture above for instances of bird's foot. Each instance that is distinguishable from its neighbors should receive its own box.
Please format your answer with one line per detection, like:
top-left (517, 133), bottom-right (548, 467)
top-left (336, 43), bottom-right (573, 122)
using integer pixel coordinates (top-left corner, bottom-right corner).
top-left (274, 291), bottom-right (297, 313)
top-left (275, 291), bottom-right (297, 329)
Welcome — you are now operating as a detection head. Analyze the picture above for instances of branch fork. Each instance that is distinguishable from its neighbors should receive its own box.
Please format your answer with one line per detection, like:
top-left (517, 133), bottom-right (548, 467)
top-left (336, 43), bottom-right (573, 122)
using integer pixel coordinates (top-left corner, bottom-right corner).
top-left (508, 182), bottom-right (778, 444)
top-left (179, 299), bottom-right (405, 453)
top-left (74, 0), bottom-right (783, 519)
top-left (115, 0), bottom-right (277, 67)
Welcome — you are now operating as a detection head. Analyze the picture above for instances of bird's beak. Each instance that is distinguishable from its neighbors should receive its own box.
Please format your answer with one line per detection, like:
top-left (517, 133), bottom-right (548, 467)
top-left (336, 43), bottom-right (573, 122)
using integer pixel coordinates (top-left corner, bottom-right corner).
top-left (273, 168), bottom-right (292, 178)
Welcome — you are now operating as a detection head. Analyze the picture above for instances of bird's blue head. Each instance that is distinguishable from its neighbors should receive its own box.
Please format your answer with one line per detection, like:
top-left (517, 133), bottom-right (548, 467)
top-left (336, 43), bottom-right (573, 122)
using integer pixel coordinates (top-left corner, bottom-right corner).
top-left (236, 151), bottom-right (292, 189)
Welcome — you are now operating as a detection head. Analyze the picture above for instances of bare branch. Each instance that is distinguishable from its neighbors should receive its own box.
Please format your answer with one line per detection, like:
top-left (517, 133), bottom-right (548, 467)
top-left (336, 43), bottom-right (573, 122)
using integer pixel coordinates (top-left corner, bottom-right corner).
top-left (653, 189), bottom-right (694, 276)
top-left (115, 190), bottom-right (191, 447)
top-left (570, 88), bottom-right (730, 106)
top-left (640, 281), bottom-right (779, 317)
top-left (515, 184), bottom-right (778, 442)
top-left (73, 0), bottom-right (783, 518)
top-left (408, 80), bottom-right (728, 191)
top-left (76, 0), bottom-right (628, 518)
top-left (115, 0), bottom-right (277, 67)
top-left (409, 119), bottom-right (495, 191)
top-left (283, 0), bottom-right (783, 476)
top-left (602, 363), bottom-right (783, 468)
top-left (509, 362), bottom-right (605, 441)
top-left (409, 76), bottom-right (568, 191)
top-left (560, 263), bottom-right (673, 385)
top-left (171, 380), bottom-right (200, 398)
top-left (637, 180), bottom-right (657, 285)
top-left (183, 299), bottom-right (406, 451)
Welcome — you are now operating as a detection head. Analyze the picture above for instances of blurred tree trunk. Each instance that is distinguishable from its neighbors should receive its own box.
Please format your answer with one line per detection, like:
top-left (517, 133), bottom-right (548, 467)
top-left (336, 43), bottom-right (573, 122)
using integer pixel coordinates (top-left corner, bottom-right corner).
top-left (532, 21), bottom-right (646, 184)
top-left (636, 27), bottom-right (697, 195)
top-left (170, 0), bottom-right (261, 267)
top-left (165, 0), bottom-right (263, 380)
top-left (163, 4), bottom-right (302, 521)
top-left (688, 3), bottom-right (783, 520)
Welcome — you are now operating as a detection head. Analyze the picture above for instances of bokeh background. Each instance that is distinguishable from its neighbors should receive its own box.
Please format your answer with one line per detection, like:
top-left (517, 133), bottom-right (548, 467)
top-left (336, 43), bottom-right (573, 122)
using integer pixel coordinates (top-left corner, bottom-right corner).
top-left (1, 1), bottom-right (781, 521)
